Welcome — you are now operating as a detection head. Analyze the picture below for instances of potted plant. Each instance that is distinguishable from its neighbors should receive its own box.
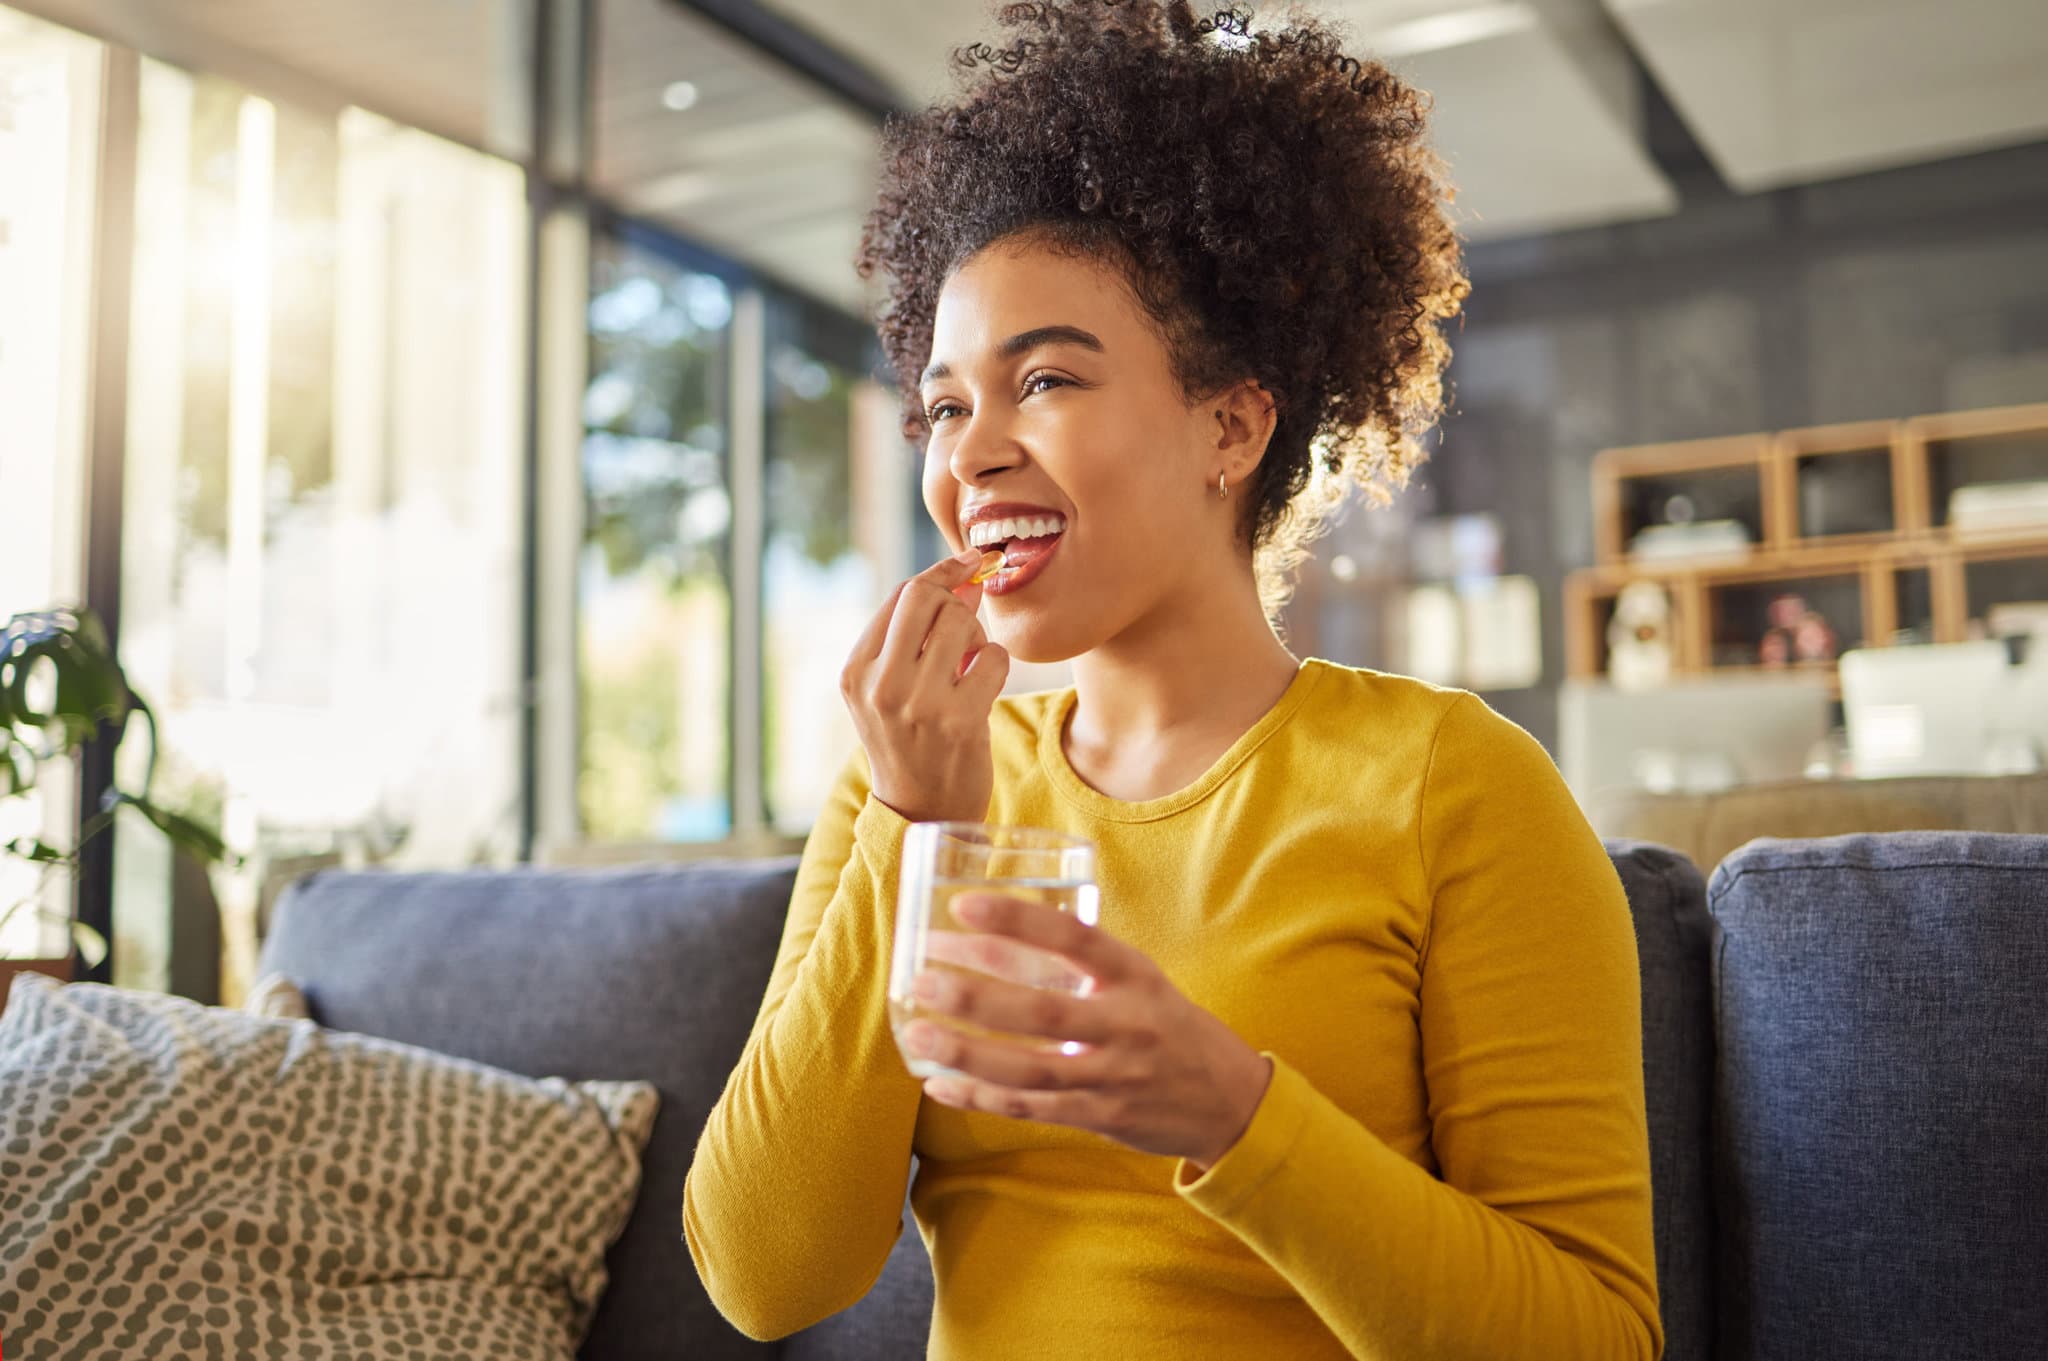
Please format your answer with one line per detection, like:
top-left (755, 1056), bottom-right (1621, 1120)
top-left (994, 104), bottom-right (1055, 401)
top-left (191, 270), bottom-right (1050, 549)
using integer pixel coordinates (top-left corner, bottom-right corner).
top-left (1, 607), bottom-right (236, 1013)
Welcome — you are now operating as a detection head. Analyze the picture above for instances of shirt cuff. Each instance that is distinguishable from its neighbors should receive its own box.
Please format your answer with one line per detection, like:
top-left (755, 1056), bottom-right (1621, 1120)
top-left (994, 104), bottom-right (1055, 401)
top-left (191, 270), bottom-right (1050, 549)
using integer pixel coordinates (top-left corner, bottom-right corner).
top-left (1173, 1050), bottom-right (1312, 1217)
top-left (851, 794), bottom-right (911, 887)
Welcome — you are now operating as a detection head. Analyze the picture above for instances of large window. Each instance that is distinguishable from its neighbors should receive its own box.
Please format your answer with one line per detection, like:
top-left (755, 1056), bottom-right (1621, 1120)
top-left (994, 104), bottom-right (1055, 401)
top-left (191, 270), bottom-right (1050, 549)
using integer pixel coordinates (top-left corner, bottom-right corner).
top-left (579, 231), bottom-right (736, 841)
top-left (114, 62), bottom-right (528, 997)
top-left (762, 297), bottom-right (891, 834)
top-left (7, 0), bottom-right (930, 995)
top-left (0, 9), bottom-right (99, 960)
top-left (575, 237), bottom-right (924, 845)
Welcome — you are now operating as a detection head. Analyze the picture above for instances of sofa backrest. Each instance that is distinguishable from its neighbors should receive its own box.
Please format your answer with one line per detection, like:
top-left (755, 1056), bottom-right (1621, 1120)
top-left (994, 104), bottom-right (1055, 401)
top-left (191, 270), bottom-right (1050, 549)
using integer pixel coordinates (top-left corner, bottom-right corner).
top-left (1703, 831), bottom-right (2048, 1360)
top-left (260, 844), bottom-right (1725, 1361)
top-left (256, 830), bottom-right (2048, 1361)
top-left (259, 860), bottom-right (813, 1361)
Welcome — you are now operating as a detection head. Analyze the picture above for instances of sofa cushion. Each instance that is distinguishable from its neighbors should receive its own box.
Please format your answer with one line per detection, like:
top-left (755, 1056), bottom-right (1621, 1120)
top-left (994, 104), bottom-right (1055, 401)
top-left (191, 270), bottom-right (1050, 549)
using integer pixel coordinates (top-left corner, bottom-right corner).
top-left (0, 972), bottom-right (656, 1359)
top-left (1707, 831), bottom-right (2048, 1358)
top-left (1606, 839), bottom-right (1716, 1361)
top-left (257, 861), bottom-right (800, 1361)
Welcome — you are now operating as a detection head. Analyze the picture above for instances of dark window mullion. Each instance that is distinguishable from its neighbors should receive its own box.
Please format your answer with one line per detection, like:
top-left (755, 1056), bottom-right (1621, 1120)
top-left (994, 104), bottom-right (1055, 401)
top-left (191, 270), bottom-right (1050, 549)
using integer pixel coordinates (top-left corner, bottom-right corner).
top-left (74, 45), bottom-right (143, 984)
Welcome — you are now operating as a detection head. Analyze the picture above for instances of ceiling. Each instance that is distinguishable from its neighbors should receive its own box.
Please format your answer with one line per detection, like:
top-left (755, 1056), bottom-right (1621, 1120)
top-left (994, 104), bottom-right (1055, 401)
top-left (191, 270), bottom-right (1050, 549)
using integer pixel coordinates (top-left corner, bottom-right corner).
top-left (589, 0), bottom-right (880, 315)
top-left (745, 0), bottom-right (2048, 296)
top-left (1602, 0), bottom-right (2048, 192)
top-left (753, 0), bottom-right (1681, 240)
top-left (13, 0), bottom-right (2047, 320)
top-left (11, 0), bottom-right (536, 160)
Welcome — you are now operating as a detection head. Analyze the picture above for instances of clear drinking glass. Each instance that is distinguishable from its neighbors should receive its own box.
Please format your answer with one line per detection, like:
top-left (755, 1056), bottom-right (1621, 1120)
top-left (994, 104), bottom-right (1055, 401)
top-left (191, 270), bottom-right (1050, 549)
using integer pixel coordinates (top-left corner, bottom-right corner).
top-left (889, 822), bottom-right (1100, 1081)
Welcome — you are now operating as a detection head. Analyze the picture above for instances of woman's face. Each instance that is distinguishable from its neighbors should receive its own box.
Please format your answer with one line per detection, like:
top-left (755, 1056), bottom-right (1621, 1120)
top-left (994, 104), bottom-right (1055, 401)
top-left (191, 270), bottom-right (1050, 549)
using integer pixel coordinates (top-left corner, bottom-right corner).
top-left (919, 238), bottom-right (1237, 663)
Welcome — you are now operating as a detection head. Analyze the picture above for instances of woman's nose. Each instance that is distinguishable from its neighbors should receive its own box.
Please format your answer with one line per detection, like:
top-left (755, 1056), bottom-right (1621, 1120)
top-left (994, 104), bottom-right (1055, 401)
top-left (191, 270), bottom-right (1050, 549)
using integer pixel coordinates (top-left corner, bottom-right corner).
top-left (946, 411), bottom-right (1025, 484)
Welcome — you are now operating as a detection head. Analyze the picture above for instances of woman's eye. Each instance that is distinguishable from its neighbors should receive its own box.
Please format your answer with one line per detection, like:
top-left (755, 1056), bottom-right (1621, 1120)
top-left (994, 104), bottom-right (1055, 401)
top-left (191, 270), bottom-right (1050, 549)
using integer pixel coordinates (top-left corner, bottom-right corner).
top-left (925, 374), bottom-right (1071, 426)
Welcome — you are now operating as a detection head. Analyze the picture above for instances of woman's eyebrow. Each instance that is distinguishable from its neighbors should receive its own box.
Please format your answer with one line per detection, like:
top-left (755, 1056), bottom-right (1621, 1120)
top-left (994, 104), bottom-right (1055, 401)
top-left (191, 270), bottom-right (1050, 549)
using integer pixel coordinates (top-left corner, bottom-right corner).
top-left (920, 324), bottom-right (1105, 386)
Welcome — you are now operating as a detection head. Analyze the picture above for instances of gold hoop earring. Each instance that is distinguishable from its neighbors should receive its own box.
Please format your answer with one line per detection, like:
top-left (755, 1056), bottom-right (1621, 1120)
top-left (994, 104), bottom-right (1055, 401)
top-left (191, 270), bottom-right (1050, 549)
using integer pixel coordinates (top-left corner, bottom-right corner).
top-left (1217, 473), bottom-right (1229, 501)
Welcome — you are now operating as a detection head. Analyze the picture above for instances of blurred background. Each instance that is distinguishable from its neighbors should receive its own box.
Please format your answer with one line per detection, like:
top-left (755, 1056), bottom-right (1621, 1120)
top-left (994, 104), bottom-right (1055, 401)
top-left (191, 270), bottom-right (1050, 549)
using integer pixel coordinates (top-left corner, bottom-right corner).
top-left (3, 0), bottom-right (2045, 1004)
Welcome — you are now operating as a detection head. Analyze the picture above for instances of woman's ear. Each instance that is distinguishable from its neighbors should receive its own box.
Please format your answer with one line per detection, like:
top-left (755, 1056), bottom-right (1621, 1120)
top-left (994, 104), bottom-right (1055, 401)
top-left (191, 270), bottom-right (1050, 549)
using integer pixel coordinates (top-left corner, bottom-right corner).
top-left (1212, 378), bottom-right (1279, 484)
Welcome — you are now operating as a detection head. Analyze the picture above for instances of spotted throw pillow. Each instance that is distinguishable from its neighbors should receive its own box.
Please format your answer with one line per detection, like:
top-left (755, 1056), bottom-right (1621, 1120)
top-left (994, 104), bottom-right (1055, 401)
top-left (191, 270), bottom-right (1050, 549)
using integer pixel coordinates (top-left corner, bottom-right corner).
top-left (0, 972), bottom-right (658, 1359)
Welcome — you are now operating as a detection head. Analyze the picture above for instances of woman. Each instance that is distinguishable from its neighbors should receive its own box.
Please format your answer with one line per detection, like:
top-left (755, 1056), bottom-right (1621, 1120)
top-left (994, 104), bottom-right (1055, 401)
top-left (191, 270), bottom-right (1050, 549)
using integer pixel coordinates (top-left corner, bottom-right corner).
top-left (684, 3), bottom-right (1663, 1358)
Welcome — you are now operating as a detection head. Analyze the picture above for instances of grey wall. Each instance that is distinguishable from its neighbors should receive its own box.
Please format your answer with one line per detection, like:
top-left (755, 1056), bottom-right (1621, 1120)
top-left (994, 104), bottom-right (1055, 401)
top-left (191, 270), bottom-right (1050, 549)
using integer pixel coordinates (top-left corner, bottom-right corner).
top-left (1436, 137), bottom-right (2048, 750)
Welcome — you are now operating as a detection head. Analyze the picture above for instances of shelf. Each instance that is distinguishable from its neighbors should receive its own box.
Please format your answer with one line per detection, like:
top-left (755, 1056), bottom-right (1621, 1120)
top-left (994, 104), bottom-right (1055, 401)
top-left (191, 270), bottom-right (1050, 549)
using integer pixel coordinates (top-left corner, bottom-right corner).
top-left (1568, 401), bottom-right (2048, 690)
top-left (1938, 523), bottom-right (2048, 554)
top-left (1775, 419), bottom-right (1911, 545)
top-left (1704, 570), bottom-right (1864, 669)
top-left (1906, 401), bottom-right (2048, 533)
top-left (1886, 563), bottom-right (1936, 646)
top-left (1962, 552), bottom-right (2048, 632)
top-left (1575, 526), bottom-right (2048, 588)
top-left (1592, 433), bottom-right (1775, 566)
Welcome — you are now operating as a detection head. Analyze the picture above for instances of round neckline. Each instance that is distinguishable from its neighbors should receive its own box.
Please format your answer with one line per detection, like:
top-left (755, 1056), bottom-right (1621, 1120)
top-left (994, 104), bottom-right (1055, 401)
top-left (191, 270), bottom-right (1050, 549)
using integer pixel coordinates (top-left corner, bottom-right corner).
top-left (1037, 657), bottom-right (1329, 823)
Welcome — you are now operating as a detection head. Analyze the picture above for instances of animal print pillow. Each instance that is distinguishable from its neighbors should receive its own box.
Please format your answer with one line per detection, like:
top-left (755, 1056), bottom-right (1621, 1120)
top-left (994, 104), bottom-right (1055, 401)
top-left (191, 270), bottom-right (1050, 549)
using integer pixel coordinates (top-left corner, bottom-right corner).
top-left (0, 972), bottom-right (657, 1359)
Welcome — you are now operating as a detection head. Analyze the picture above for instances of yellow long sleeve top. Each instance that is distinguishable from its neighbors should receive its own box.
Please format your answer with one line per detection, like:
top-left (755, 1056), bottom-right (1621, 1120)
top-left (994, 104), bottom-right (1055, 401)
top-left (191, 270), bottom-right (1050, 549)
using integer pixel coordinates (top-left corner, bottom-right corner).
top-left (684, 658), bottom-right (1664, 1360)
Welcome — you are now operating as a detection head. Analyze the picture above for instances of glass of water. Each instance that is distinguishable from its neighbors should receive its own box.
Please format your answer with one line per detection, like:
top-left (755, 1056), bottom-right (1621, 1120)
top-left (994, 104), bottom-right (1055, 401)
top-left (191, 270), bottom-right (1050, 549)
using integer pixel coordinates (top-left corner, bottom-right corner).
top-left (889, 822), bottom-right (1100, 1082)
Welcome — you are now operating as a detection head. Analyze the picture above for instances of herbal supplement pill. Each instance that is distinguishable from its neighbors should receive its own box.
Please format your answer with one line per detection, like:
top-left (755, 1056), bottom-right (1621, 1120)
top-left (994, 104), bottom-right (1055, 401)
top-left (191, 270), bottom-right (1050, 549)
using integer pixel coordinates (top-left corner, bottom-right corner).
top-left (970, 549), bottom-right (1006, 584)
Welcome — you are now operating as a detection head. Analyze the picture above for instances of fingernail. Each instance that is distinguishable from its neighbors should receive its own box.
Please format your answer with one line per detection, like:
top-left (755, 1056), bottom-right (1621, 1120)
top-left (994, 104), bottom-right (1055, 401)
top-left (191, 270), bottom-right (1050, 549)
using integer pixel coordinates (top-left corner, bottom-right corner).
top-left (953, 547), bottom-right (981, 564)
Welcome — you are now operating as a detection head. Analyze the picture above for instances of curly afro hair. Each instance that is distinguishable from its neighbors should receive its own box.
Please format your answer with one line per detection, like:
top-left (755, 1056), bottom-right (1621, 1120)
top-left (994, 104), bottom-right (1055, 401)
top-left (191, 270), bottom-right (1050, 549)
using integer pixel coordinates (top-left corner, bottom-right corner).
top-left (854, 0), bottom-right (1471, 620)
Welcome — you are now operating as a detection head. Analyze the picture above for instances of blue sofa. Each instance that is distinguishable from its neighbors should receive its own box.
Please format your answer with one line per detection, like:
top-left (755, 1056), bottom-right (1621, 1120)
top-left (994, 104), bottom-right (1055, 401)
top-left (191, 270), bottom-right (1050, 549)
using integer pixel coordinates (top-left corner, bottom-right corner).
top-left (258, 829), bottom-right (2048, 1360)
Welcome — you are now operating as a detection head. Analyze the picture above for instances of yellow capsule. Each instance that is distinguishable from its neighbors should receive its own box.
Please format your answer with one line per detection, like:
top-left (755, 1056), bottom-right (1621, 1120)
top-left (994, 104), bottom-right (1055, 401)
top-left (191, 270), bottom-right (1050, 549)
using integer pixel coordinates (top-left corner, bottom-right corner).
top-left (970, 549), bottom-right (1007, 584)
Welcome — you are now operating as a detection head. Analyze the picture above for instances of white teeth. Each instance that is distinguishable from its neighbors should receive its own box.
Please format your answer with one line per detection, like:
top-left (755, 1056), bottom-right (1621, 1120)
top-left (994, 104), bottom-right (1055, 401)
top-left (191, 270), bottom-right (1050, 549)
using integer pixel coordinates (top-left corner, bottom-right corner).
top-left (968, 514), bottom-right (1064, 548)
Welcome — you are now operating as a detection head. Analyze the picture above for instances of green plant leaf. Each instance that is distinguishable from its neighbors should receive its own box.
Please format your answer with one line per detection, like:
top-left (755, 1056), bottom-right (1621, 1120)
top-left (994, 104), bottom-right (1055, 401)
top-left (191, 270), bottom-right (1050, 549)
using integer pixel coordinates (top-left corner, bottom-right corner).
top-left (4, 613), bottom-right (236, 885)
top-left (126, 693), bottom-right (163, 799)
top-left (0, 735), bottom-right (33, 797)
top-left (51, 656), bottom-right (124, 746)
top-left (69, 916), bottom-right (109, 968)
top-left (111, 791), bottom-right (237, 867)
top-left (1, 609), bottom-right (131, 752)
top-left (3, 837), bottom-right (67, 864)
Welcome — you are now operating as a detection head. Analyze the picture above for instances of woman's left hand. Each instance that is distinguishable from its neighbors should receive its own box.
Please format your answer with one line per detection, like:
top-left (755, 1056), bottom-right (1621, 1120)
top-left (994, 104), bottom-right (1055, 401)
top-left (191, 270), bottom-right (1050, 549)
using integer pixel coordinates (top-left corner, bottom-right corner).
top-left (903, 892), bottom-right (1274, 1172)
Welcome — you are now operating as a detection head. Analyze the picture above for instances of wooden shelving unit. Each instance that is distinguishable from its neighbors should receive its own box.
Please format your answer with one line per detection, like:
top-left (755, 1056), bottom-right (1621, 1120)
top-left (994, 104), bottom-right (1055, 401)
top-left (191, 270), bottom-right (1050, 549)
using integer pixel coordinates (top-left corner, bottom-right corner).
top-left (1566, 401), bottom-right (2048, 698)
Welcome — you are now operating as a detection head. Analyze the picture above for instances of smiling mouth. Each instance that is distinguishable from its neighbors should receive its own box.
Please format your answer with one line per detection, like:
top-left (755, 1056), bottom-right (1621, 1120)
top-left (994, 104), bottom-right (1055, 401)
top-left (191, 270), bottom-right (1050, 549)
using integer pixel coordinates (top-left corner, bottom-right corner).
top-left (981, 530), bottom-right (1061, 556)
top-left (965, 510), bottom-right (1067, 555)
top-left (973, 530), bottom-right (1066, 596)
top-left (963, 512), bottom-right (1069, 594)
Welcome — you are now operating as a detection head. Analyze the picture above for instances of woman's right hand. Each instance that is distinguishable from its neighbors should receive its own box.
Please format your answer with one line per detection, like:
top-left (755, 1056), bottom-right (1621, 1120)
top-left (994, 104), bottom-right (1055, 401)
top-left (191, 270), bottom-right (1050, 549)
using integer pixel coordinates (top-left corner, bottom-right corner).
top-left (840, 549), bottom-right (1012, 825)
